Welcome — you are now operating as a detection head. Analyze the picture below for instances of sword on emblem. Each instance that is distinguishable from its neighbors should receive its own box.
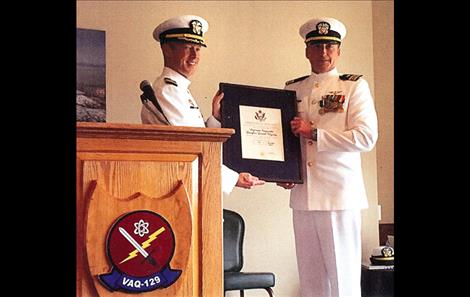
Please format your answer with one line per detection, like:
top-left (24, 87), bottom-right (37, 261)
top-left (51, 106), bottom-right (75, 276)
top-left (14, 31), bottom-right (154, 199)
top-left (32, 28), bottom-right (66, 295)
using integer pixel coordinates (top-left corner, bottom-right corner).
top-left (119, 227), bottom-right (157, 266)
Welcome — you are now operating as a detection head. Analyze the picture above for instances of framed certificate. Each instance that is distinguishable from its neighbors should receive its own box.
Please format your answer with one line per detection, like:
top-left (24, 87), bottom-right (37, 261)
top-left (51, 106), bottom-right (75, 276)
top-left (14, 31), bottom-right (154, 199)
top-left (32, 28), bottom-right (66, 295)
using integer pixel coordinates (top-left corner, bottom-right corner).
top-left (220, 82), bottom-right (303, 183)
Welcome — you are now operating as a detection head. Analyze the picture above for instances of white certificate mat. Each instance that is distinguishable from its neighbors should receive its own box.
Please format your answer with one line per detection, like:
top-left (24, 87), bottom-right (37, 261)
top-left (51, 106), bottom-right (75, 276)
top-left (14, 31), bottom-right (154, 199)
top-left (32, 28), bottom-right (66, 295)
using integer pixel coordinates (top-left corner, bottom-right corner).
top-left (239, 105), bottom-right (284, 161)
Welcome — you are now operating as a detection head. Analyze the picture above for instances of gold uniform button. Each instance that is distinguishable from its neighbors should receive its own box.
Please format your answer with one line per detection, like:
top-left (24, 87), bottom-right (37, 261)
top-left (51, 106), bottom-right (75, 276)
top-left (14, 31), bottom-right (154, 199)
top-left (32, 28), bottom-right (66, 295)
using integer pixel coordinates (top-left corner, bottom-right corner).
top-left (307, 162), bottom-right (313, 167)
top-left (307, 140), bottom-right (314, 145)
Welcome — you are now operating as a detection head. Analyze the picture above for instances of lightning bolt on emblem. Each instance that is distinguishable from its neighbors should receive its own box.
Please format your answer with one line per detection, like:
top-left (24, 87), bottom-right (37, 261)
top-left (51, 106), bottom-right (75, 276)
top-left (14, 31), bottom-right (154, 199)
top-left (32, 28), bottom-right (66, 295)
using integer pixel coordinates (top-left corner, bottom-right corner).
top-left (119, 226), bottom-right (166, 264)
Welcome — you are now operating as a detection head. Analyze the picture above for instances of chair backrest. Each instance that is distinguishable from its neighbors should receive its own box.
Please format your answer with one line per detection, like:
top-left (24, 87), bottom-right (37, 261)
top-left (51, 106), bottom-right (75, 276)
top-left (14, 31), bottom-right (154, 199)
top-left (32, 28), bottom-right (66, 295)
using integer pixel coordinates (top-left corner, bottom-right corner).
top-left (223, 209), bottom-right (245, 272)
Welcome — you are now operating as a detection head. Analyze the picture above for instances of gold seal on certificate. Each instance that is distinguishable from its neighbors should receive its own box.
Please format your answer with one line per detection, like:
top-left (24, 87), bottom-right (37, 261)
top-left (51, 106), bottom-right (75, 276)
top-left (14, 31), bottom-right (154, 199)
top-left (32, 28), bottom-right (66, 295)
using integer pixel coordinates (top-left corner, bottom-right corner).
top-left (220, 83), bottom-right (303, 183)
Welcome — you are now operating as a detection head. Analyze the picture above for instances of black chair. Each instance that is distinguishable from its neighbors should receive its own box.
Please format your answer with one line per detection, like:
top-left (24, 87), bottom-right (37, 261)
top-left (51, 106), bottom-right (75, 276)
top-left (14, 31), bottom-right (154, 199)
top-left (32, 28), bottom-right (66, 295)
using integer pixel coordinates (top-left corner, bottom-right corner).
top-left (223, 209), bottom-right (275, 297)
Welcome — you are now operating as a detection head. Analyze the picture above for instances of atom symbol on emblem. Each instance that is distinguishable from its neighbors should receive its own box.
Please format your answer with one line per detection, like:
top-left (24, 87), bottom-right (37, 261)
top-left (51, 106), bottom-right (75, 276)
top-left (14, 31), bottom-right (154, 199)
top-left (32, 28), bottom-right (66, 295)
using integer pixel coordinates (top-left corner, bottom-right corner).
top-left (133, 219), bottom-right (149, 237)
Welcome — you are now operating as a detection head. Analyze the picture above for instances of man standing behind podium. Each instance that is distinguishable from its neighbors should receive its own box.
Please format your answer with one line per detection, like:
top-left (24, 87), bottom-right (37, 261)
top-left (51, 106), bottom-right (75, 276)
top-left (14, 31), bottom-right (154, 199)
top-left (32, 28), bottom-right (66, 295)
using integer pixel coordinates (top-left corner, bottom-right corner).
top-left (141, 15), bottom-right (264, 194)
top-left (277, 17), bottom-right (378, 297)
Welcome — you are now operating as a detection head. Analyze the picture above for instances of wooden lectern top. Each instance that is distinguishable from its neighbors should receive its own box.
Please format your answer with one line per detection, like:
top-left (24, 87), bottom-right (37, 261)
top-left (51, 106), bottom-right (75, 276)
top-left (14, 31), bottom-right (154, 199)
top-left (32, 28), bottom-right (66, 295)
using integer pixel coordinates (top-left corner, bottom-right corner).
top-left (77, 122), bottom-right (235, 142)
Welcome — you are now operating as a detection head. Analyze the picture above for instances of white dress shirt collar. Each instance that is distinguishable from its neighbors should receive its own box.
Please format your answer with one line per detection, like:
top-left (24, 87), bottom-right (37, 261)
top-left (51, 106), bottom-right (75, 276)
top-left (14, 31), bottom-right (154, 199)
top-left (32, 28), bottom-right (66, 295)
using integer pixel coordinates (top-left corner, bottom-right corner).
top-left (310, 68), bottom-right (338, 81)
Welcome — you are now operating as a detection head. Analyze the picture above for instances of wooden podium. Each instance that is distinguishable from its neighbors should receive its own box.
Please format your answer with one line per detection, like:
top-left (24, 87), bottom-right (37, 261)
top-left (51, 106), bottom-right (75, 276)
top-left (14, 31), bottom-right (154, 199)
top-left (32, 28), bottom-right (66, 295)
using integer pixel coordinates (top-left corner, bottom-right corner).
top-left (76, 122), bottom-right (234, 297)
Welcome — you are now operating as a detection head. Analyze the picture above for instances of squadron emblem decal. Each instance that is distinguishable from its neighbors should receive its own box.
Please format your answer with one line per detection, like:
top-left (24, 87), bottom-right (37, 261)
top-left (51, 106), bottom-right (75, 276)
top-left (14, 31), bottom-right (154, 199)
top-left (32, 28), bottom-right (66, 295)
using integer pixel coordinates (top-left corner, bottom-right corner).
top-left (98, 210), bottom-right (181, 293)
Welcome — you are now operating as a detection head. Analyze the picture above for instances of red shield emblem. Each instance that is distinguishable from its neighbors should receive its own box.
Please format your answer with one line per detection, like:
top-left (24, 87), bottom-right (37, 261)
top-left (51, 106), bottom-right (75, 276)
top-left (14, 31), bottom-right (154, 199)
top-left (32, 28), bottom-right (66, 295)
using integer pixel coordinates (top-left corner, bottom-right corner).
top-left (83, 180), bottom-right (192, 295)
top-left (99, 210), bottom-right (181, 292)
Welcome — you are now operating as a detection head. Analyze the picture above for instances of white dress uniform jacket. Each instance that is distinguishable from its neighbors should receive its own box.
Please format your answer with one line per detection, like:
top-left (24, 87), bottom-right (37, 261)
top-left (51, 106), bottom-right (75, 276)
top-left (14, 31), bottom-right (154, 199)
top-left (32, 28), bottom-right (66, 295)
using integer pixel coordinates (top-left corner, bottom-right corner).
top-left (141, 67), bottom-right (239, 194)
top-left (285, 68), bottom-right (378, 210)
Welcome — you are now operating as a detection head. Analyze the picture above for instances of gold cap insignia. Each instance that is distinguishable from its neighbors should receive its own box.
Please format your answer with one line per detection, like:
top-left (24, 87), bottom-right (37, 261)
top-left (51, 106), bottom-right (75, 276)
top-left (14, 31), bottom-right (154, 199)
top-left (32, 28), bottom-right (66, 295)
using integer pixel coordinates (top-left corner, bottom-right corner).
top-left (190, 20), bottom-right (203, 35)
top-left (316, 22), bottom-right (330, 35)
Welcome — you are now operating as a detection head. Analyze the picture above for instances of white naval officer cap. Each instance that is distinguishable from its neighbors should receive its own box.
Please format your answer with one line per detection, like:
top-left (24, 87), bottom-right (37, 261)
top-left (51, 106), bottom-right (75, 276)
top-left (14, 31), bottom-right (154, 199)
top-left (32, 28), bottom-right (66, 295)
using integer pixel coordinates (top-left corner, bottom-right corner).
top-left (153, 15), bottom-right (209, 47)
top-left (299, 17), bottom-right (347, 45)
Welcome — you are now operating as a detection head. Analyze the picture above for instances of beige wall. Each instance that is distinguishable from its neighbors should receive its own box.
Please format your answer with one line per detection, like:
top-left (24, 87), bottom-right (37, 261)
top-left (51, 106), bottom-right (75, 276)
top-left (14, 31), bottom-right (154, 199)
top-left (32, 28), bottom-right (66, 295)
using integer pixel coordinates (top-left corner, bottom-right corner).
top-left (373, 1), bottom-right (394, 224)
top-left (77, 1), bottom-right (393, 296)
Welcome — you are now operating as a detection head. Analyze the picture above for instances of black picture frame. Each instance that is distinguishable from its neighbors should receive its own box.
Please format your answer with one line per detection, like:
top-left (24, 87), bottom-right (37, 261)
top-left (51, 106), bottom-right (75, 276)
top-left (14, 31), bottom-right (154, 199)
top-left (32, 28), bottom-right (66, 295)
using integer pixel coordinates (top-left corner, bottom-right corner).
top-left (220, 82), bottom-right (303, 183)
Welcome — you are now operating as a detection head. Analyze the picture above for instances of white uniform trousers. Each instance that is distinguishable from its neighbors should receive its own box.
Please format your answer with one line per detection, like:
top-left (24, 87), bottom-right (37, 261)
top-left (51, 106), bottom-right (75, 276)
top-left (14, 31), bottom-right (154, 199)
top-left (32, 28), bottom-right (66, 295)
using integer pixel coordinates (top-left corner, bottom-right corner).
top-left (293, 209), bottom-right (362, 297)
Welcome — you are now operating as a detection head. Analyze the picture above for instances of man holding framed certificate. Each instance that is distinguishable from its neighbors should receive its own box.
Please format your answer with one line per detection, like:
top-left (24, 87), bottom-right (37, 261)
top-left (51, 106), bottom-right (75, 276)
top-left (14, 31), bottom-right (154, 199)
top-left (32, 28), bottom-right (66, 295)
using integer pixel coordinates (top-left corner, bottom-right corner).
top-left (140, 15), bottom-right (265, 194)
top-left (277, 17), bottom-right (378, 297)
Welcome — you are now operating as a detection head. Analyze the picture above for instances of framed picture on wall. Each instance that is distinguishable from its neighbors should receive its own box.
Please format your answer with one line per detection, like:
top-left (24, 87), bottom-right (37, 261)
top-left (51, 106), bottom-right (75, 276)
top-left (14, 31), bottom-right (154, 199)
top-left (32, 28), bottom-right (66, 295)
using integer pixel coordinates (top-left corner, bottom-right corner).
top-left (76, 28), bottom-right (106, 122)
